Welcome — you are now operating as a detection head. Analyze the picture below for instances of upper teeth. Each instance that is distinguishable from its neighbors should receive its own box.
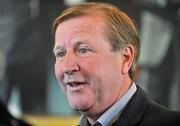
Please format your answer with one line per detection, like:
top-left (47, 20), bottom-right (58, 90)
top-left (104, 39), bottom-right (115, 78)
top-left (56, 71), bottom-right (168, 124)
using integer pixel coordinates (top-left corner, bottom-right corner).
top-left (68, 83), bottom-right (78, 87)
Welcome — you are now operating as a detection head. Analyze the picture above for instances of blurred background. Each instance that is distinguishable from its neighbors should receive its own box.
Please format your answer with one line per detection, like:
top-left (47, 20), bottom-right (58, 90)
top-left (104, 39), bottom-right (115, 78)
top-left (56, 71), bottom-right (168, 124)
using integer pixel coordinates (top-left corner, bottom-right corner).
top-left (0, 0), bottom-right (180, 125)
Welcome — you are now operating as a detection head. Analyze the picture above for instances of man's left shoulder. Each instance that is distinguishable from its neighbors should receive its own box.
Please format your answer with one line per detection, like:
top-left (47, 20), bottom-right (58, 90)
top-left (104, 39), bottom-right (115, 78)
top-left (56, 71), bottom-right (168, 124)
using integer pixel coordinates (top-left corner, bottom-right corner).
top-left (144, 100), bottom-right (180, 125)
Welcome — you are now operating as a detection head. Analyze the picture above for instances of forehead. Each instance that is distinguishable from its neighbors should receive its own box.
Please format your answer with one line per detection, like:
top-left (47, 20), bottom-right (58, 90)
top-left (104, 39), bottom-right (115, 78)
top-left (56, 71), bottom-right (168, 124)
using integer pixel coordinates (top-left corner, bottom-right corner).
top-left (54, 15), bottom-right (112, 52)
top-left (55, 14), bottom-right (105, 40)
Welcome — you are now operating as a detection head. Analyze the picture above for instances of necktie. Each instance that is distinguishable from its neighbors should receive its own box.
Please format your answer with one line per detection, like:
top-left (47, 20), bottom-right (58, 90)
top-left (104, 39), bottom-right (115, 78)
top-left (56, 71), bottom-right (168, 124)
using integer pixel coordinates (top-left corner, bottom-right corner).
top-left (93, 122), bottom-right (102, 126)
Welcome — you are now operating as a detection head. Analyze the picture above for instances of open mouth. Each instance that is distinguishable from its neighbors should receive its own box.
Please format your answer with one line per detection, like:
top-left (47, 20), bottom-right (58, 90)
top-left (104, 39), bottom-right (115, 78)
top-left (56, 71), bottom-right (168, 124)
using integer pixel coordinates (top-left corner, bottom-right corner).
top-left (66, 82), bottom-right (86, 87)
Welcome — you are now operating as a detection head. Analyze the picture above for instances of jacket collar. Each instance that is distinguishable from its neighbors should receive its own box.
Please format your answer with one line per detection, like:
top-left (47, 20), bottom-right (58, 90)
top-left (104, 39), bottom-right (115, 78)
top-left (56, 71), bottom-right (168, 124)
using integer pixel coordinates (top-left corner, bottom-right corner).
top-left (113, 86), bottom-right (150, 126)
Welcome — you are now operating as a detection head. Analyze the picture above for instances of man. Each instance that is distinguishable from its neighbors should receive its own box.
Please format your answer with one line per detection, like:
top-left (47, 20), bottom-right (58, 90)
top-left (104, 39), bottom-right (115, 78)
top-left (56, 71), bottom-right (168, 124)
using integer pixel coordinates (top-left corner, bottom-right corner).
top-left (52, 2), bottom-right (180, 126)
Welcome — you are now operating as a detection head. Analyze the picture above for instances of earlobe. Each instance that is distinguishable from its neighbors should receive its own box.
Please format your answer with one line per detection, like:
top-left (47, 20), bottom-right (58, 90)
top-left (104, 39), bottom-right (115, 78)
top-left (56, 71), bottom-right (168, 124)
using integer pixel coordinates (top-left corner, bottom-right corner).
top-left (121, 45), bottom-right (134, 74)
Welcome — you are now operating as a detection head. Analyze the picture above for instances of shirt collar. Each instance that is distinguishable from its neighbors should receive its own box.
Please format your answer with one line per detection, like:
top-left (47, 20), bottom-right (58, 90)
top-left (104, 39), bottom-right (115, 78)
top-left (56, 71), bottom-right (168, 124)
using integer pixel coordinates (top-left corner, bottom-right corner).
top-left (78, 82), bottom-right (137, 126)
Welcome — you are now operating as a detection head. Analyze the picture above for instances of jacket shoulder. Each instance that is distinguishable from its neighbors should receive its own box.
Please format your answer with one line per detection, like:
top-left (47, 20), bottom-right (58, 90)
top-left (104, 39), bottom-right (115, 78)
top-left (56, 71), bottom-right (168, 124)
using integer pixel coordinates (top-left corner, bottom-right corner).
top-left (140, 100), bottom-right (180, 126)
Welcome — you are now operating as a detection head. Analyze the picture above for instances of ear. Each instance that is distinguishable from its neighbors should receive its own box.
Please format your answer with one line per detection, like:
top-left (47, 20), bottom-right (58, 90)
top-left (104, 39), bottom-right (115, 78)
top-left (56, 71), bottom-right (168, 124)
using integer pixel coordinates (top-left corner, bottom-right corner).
top-left (121, 45), bottom-right (134, 75)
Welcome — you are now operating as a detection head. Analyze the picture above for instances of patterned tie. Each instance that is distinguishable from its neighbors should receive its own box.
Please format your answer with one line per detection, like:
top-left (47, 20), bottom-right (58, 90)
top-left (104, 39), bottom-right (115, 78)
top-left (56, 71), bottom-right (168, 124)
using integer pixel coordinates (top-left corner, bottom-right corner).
top-left (93, 122), bottom-right (102, 126)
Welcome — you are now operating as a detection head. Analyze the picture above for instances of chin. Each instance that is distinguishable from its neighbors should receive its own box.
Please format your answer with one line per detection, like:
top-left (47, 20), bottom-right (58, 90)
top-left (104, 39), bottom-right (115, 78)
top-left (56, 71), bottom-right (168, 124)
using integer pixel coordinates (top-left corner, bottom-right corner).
top-left (70, 102), bottom-right (91, 112)
top-left (74, 107), bottom-right (89, 112)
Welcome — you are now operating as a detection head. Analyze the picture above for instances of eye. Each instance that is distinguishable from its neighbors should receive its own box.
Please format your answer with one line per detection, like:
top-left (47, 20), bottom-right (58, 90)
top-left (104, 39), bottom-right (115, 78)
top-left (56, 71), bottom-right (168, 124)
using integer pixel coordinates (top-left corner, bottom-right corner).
top-left (55, 49), bottom-right (66, 58)
top-left (79, 47), bottom-right (91, 54)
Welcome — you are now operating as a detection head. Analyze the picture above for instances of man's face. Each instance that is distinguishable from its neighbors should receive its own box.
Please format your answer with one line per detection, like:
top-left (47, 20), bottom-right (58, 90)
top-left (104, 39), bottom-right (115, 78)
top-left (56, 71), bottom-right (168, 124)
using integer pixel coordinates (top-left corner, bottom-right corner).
top-left (54, 15), bottom-right (125, 116)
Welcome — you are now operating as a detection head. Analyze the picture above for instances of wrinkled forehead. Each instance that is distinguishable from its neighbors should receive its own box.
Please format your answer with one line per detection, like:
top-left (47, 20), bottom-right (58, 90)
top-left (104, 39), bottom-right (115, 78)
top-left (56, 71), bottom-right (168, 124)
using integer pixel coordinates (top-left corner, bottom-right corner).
top-left (55, 14), bottom-right (107, 39)
top-left (54, 15), bottom-right (108, 46)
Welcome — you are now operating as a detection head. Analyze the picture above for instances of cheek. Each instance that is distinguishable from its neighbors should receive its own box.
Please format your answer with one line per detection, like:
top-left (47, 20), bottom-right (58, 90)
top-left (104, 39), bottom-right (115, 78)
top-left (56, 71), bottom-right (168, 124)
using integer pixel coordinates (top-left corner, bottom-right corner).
top-left (54, 62), bottom-right (63, 78)
top-left (90, 58), bottom-right (121, 92)
top-left (54, 62), bottom-right (60, 79)
top-left (54, 62), bottom-right (65, 90)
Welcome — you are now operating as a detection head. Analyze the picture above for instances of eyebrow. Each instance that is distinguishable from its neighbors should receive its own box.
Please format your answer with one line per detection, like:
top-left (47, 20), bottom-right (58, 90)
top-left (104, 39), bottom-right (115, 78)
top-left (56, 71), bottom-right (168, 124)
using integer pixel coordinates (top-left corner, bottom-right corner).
top-left (53, 41), bottom-right (87, 54)
top-left (75, 41), bottom-right (86, 47)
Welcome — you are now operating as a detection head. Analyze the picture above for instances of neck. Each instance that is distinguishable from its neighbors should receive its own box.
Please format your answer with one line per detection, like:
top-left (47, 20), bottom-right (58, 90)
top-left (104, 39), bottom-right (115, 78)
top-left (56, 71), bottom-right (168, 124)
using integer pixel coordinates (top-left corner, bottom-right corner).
top-left (84, 77), bottom-right (132, 125)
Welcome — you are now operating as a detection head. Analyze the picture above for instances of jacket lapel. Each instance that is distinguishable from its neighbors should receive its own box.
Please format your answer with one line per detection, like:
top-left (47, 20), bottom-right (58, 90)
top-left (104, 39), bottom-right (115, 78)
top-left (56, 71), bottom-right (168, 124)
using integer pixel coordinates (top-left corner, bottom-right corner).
top-left (113, 86), bottom-right (150, 126)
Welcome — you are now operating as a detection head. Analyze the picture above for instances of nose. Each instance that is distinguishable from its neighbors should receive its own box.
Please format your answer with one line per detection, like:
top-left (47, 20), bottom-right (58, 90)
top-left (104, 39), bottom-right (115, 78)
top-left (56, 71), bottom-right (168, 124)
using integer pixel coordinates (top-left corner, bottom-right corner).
top-left (62, 52), bottom-right (80, 75)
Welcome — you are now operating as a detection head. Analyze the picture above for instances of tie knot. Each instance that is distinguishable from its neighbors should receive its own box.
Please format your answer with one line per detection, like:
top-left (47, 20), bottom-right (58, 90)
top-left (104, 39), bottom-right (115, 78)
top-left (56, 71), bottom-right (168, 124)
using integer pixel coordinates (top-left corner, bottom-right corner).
top-left (93, 122), bottom-right (102, 126)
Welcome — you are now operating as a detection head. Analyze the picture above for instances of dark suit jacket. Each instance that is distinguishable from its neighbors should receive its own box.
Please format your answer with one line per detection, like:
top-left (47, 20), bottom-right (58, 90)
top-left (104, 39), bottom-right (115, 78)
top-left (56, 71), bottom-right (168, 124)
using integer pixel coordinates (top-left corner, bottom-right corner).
top-left (112, 86), bottom-right (180, 126)
top-left (78, 86), bottom-right (180, 126)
